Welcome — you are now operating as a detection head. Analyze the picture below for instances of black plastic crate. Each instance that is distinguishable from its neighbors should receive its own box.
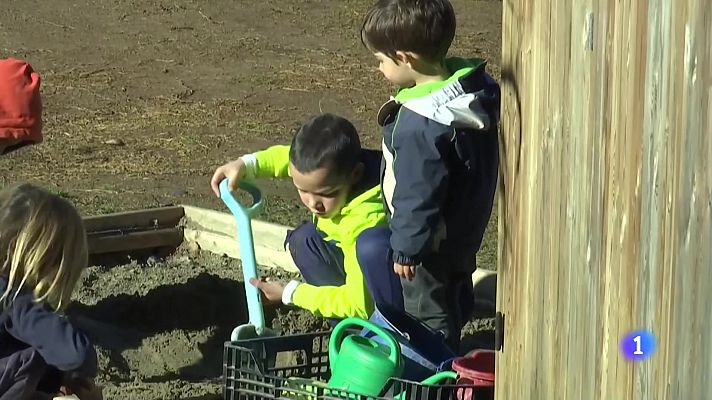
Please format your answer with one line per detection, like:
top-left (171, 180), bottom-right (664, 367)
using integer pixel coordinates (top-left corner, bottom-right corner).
top-left (223, 331), bottom-right (492, 400)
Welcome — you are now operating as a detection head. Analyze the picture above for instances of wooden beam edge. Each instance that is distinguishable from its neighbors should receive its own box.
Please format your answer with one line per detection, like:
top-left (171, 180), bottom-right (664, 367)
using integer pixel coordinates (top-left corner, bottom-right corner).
top-left (183, 228), bottom-right (298, 273)
top-left (84, 206), bottom-right (185, 233)
top-left (88, 227), bottom-right (184, 255)
top-left (84, 204), bottom-right (497, 285)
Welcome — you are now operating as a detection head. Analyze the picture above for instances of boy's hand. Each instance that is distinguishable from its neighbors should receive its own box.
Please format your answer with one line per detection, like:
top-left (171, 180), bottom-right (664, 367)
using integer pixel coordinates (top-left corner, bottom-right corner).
top-left (210, 158), bottom-right (247, 197)
top-left (249, 277), bottom-right (284, 305)
top-left (394, 262), bottom-right (416, 280)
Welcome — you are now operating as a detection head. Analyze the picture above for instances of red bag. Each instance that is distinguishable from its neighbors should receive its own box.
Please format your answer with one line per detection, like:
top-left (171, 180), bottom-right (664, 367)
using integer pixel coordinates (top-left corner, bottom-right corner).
top-left (0, 58), bottom-right (42, 154)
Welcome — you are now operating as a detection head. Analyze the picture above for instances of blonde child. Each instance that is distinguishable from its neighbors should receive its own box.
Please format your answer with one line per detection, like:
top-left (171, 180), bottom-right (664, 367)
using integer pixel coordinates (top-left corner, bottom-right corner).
top-left (0, 184), bottom-right (101, 400)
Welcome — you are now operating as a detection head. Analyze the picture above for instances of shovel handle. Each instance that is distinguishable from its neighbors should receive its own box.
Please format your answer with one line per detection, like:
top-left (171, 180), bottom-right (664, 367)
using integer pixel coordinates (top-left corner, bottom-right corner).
top-left (219, 179), bottom-right (262, 217)
top-left (219, 179), bottom-right (266, 333)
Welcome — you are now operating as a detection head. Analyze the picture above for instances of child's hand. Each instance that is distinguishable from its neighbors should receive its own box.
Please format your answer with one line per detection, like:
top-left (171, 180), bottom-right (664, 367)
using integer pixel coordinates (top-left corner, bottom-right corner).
top-left (394, 262), bottom-right (416, 280)
top-left (249, 277), bottom-right (284, 305)
top-left (60, 376), bottom-right (103, 400)
top-left (211, 158), bottom-right (247, 197)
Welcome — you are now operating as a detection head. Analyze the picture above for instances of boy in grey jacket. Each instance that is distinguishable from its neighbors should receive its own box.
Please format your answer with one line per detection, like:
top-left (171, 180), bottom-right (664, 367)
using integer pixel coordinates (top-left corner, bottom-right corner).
top-left (361, 0), bottom-right (499, 349)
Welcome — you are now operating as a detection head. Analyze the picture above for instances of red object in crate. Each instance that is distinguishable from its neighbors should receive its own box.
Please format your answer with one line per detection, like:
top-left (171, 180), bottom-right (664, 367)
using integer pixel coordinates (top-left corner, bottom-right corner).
top-left (452, 350), bottom-right (495, 400)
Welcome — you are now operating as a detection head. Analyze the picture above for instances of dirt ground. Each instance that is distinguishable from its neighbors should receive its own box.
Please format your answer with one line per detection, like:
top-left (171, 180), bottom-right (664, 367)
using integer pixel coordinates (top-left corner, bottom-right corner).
top-left (67, 245), bottom-right (329, 399)
top-left (68, 245), bottom-right (493, 399)
top-left (1, 0), bottom-right (502, 398)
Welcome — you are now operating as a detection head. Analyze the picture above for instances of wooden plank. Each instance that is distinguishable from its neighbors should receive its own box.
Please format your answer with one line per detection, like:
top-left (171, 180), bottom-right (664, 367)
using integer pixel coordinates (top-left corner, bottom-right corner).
top-left (82, 203), bottom-right (492, 299)
top-left (639, 1), bottom-right (673, 398)
top-left (182, 205), bottom-right (297, 272)
top-left (183, 228), bottom-right (297, 272)
top-left (80, 203), bottom-right (297, 271)
top-left (83, 206), bottom-right (184, 233)
top-left (182, 205), bottom-right (288, 253)
top-left (87, 227), bottom-right (183, 255)
top-left (498, 0), bottom-right (712, 398)
top-left (641, 0), bottom-right (712, 398)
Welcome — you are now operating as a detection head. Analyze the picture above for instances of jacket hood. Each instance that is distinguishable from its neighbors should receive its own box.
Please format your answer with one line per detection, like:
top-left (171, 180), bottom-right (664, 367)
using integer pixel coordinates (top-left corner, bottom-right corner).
top-left (377, 57), bottom-right (500, 131)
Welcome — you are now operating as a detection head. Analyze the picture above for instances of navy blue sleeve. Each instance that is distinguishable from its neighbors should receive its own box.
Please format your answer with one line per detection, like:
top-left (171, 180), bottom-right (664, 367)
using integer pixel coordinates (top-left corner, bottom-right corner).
top-left (389, 126), bottom-right (450, 266)
top-left (7, 294), bottom-right (97, 377)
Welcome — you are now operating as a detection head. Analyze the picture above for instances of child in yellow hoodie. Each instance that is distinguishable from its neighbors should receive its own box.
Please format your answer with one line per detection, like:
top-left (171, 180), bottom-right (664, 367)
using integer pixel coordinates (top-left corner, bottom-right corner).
top-left (211, 113), bottom-right (403, 319)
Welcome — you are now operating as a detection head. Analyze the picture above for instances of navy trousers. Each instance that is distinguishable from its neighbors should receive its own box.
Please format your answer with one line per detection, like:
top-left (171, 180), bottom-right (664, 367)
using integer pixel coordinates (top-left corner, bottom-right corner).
top-left (0, 347), bottom-right (61, 400)
top-left (400, 253), bottom-right (476, 350)
top-left (284, 222), bottom-right (404, 313)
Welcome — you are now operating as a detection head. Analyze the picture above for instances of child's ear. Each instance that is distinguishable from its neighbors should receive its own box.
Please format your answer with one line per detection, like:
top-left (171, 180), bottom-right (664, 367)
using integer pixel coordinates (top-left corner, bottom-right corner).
top-left (395, 51), bottom-right (412, 67)
top-left (350, 162), bottom-right (364, 184)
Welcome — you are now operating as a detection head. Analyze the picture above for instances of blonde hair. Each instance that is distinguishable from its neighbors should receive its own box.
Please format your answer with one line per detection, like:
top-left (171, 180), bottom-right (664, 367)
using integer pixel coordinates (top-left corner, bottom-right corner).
top-left (0, 184), bottom-right (88, 311)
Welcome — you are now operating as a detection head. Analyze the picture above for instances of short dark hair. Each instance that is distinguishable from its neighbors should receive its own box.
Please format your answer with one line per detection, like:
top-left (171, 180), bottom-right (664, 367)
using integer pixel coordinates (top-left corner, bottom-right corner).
top-left (289, 113), bottom-right (361, 179)
top-left (361, 0), bottom-right (456, 63)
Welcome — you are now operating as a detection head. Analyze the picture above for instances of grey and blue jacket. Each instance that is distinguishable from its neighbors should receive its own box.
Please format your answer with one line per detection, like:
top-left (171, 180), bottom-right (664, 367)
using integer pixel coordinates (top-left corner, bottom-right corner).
top-left (378, 58), bottom-right (499, 269)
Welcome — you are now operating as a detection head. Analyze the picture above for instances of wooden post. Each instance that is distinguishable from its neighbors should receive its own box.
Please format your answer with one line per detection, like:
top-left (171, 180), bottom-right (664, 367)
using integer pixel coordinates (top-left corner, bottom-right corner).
top-left (497, 0), bottom-right (711, 399)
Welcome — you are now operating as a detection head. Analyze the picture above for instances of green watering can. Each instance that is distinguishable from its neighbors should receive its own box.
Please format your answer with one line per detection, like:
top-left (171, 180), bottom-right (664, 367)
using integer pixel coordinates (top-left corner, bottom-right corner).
top-left (328, 318), bottom-right (403, 396)
top-left (283, 371), bottom-right (457, 400)
top-left (393, 371), bottom-right (458, 400)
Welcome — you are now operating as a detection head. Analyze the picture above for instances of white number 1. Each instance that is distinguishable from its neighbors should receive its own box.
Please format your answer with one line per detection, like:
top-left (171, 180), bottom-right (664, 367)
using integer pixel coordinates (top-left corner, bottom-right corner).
top-left (633, 335), bottom-right (644, 355)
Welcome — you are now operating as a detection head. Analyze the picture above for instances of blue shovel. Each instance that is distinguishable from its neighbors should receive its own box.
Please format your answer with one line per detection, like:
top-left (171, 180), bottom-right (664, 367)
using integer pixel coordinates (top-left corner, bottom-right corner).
top-left (219, 179), bottom-right (277, 341)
